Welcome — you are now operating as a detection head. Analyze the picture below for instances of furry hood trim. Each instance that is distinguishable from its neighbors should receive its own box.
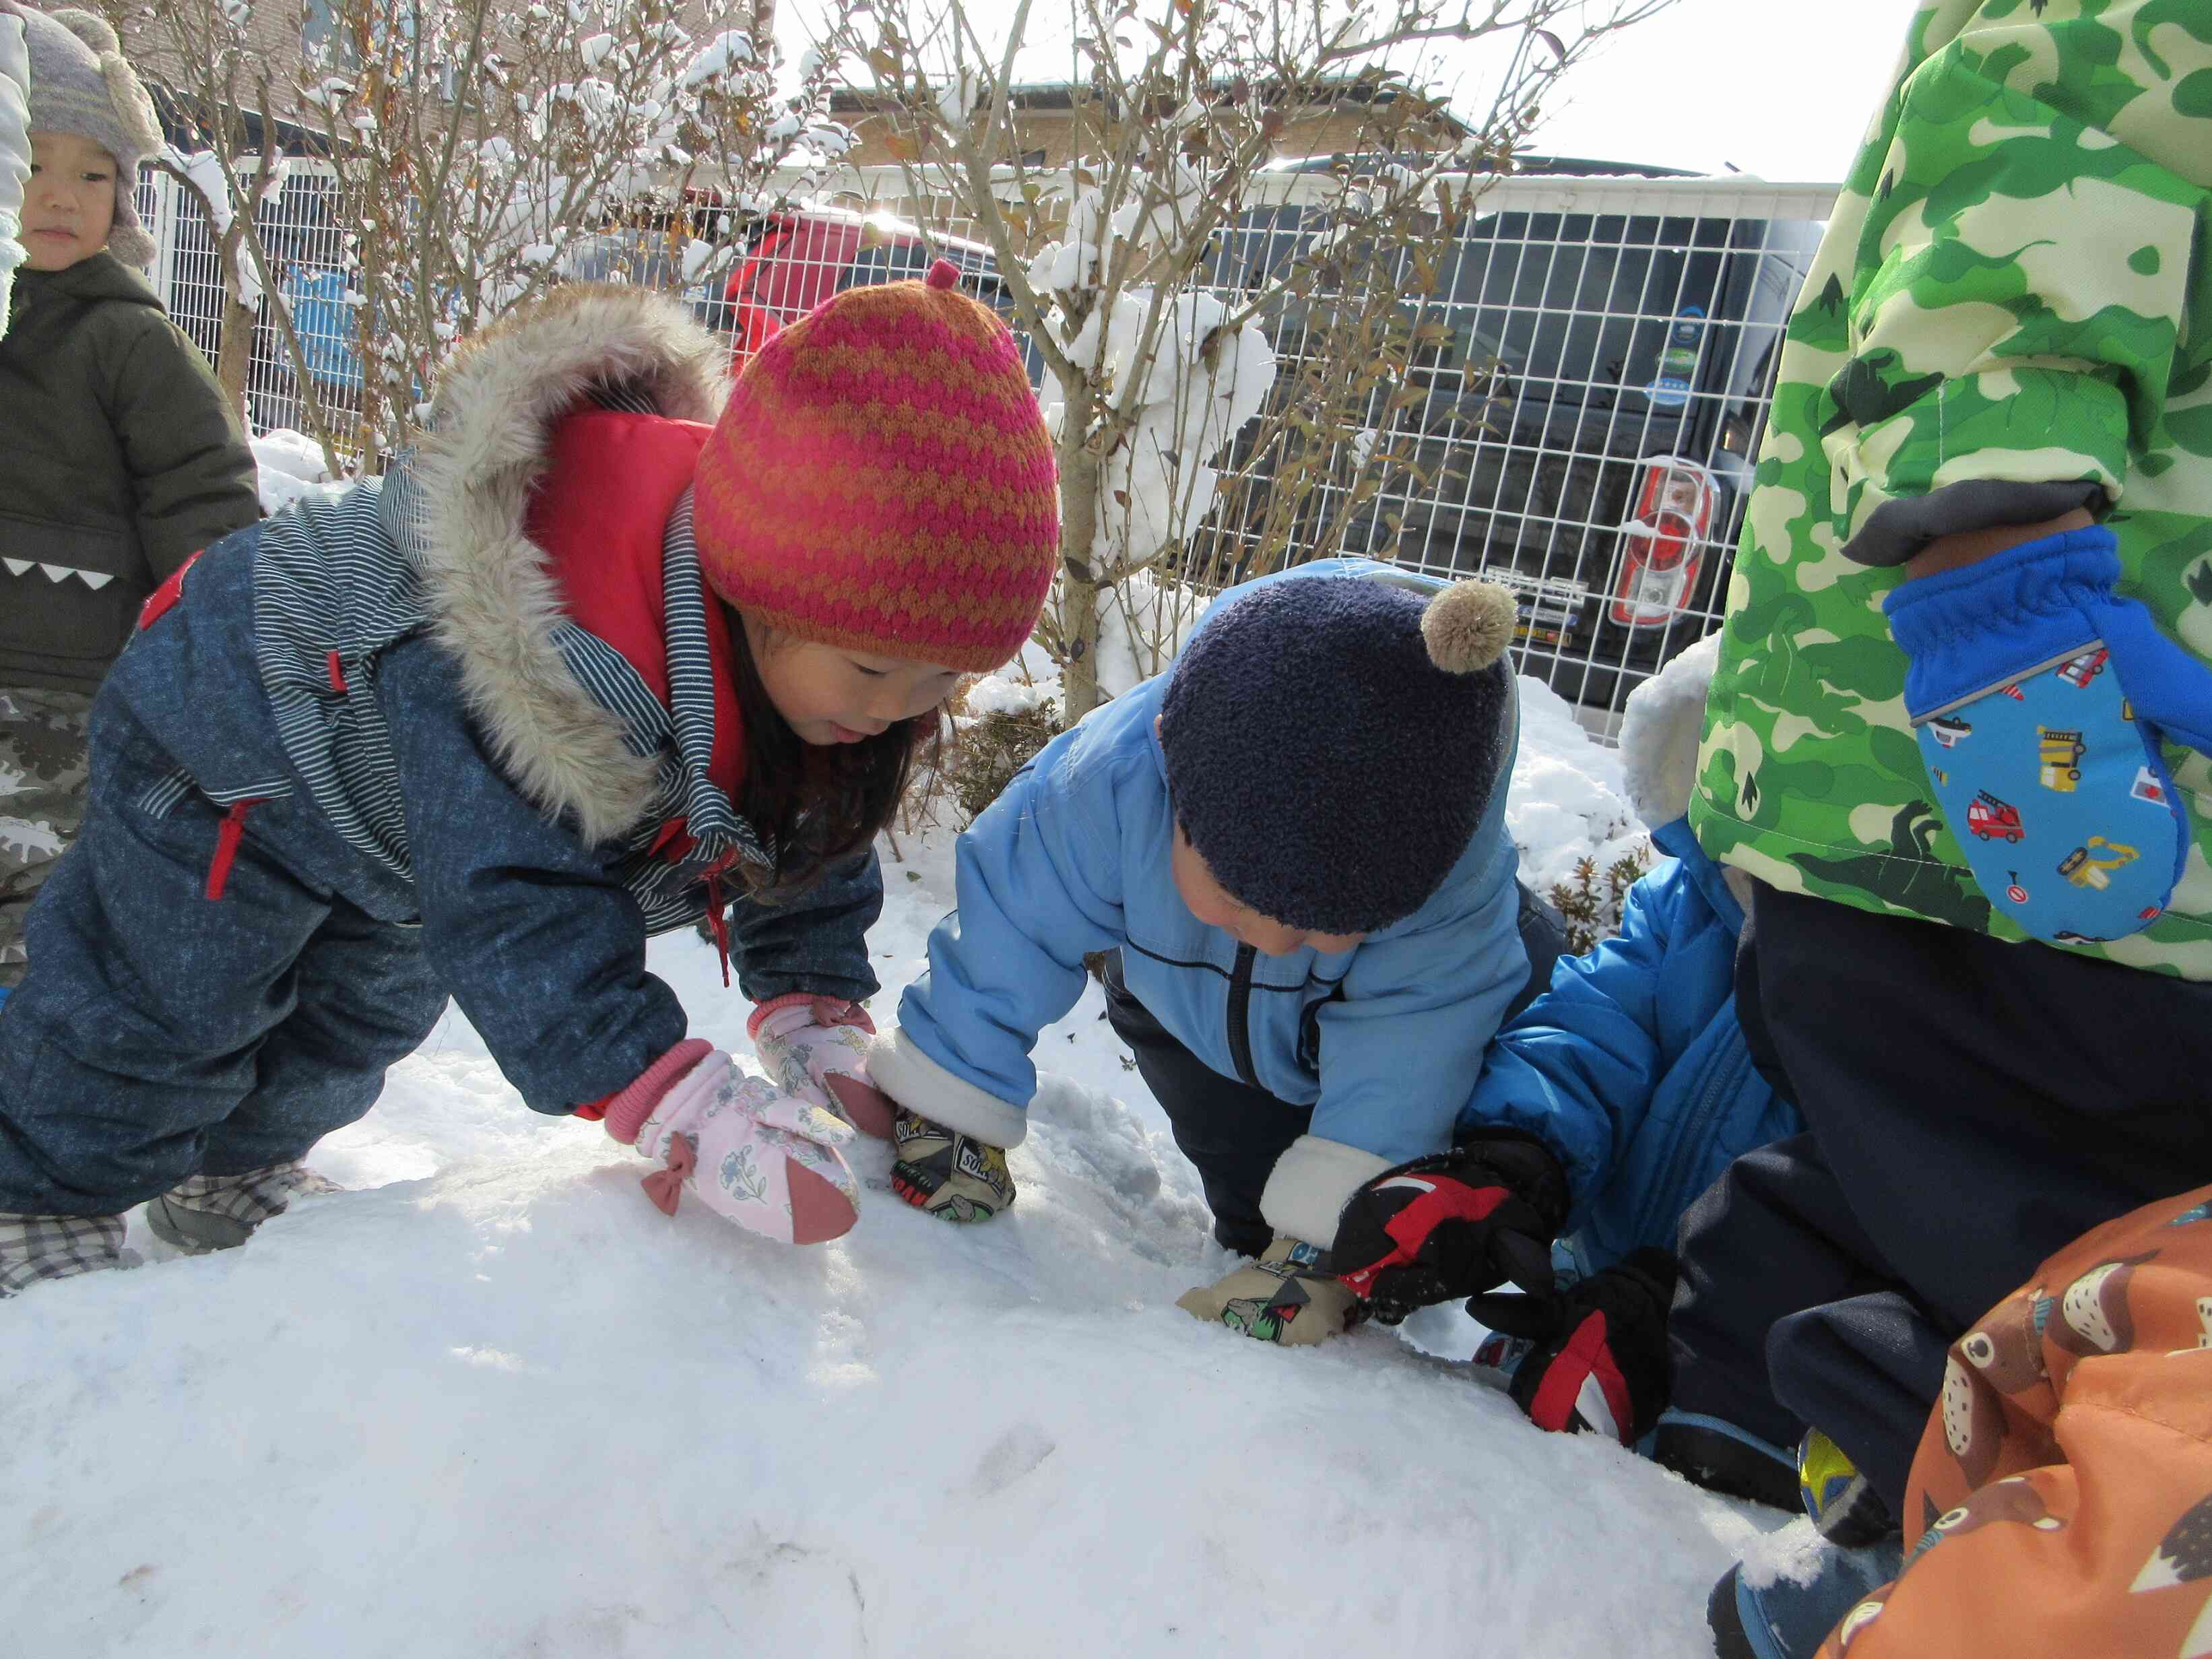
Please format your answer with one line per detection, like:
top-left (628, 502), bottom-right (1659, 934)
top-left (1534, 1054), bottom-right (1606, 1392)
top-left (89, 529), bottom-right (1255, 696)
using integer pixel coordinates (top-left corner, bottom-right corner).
top-left (403, 285), bottom-right (729, 845)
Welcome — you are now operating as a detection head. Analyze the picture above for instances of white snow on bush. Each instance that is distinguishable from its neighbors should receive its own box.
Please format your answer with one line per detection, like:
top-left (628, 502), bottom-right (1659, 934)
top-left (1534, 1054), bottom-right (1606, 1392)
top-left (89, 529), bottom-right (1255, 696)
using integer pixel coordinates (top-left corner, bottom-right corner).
top-left (251, 428), bottom-right (341, 514)
top-left (1509, 676), bottom-right (1650, 892)
top-left (680, 29), bottom-right (754, 88)
top-left (167, 147), bottom-right (264, 311)
top-left (959, 672), bottom-right (1054, 719)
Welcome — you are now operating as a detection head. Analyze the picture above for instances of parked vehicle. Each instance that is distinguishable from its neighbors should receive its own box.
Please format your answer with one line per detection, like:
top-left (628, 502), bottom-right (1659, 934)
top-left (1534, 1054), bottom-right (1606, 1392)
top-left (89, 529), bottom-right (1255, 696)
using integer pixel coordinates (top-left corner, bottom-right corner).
top-left (704, 206), bottom-right (1022, 371)
top-left (1206, 156), bottom-right (1827, 711)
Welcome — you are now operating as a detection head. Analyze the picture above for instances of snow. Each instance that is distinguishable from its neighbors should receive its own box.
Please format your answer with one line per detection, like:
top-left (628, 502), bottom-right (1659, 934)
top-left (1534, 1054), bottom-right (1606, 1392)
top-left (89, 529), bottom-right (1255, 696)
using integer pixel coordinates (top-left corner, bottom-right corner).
top-left (681, 30), bottom-right (756, 89)
top-left (1510, 676), bottom-right (1650, 894)
top-left (936, 67), bottom-right (984, 127)
top-left (168, 148), bottom-right (264, 312)
top-left (1, 690), bottom-right (1767, 1656)
top-left (249, 429), bottom-right (342, 514)
top-left (959, 671), bottom-right (1055, 719)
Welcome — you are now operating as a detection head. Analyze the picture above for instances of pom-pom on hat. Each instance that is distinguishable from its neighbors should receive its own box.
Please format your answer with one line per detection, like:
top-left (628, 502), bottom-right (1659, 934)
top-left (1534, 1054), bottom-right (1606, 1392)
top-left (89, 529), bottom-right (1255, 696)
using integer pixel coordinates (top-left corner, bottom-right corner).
top-left (1158, 571), bottom-right (1520, 935)
top-left (692, 258), bottom-right (1060, 673)
top-left (20, 6), bottom-right (162, 267)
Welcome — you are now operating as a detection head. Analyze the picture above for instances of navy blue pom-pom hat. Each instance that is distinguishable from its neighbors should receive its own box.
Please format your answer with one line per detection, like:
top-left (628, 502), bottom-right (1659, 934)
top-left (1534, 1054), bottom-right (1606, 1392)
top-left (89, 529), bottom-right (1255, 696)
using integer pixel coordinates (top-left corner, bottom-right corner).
top-left (1157, 564), bottom-right (1520, 935)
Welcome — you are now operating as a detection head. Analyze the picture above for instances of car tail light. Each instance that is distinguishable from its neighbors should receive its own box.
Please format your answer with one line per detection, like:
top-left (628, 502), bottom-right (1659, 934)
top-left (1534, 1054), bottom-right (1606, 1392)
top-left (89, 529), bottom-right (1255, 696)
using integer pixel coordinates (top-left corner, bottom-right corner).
top-left (1608, 457), bottom-right (1720, 629)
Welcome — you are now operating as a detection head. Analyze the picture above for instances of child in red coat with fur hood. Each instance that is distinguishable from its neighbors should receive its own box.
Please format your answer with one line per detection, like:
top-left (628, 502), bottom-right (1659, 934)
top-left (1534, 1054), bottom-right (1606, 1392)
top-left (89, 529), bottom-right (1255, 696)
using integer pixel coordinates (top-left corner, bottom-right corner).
top-left (0, 261), bottom-right (1059, 1293)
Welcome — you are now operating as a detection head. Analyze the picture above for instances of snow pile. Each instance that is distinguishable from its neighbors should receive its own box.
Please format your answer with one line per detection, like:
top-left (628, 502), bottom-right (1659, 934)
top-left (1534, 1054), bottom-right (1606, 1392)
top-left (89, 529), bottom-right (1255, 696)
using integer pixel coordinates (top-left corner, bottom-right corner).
top-left (1509, 674), bottom-right (1649, 892)
top-left (1, 733), bottom-right (1765, 1658)
top-left (165, 147), bottom-right (265, 312)
top-left (249, 428), bottom-right (343, 515)
top-left (1029, 176), bottom-right (1277, 579)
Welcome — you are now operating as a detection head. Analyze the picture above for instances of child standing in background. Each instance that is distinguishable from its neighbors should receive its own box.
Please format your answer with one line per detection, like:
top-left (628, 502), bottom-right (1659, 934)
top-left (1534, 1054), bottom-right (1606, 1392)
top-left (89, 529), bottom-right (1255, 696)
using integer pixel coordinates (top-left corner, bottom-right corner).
top-left (0, 0), bottom-right (29, 331)
top-left (0, 260), bottom-right (1059, 1293)
top-left (0, 5), bottom-right (259, 994)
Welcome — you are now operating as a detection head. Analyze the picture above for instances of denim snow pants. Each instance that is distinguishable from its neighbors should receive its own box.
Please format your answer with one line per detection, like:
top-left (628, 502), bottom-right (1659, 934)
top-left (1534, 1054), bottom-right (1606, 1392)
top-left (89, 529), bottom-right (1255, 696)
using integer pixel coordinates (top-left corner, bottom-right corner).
top-left (0, 670), bottom-right (445, 1219)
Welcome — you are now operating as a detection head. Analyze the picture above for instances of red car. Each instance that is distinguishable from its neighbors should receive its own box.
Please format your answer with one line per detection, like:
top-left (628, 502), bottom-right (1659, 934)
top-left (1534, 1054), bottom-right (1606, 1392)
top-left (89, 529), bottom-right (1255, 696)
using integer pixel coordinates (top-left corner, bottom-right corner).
top-left (711, 207), bottom-right (1012, 370)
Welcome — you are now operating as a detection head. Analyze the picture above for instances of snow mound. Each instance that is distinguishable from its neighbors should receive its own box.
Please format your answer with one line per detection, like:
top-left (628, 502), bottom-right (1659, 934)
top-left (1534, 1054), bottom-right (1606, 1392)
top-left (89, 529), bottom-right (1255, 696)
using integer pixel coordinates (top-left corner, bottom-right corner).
top-left (1508, 674), bottom-right (1649, 893)
top-left (1, 715), bottom-right (1763, 1659)
top-left (251, 428), bottom-right (344, 515)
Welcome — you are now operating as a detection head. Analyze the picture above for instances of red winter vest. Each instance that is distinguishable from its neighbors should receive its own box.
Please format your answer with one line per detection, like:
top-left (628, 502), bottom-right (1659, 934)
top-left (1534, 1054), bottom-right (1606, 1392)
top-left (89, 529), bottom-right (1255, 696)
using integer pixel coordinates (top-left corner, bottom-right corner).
top-left (520, 408), bottom-right (748, 855)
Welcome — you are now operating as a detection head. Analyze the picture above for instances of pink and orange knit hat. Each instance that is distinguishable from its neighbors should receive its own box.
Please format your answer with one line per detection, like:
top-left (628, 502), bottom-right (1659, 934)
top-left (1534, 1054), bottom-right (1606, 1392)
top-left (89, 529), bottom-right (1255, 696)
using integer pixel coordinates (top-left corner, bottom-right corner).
top-left (694, 260), bottom-right (1060, 672)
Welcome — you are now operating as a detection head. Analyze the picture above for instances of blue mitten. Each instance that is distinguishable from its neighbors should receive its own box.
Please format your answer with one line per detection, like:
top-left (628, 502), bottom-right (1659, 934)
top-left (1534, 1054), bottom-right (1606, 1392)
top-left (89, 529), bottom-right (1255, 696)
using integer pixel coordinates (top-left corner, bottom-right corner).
top-left (1885, 527), bottom-right (2212, 944)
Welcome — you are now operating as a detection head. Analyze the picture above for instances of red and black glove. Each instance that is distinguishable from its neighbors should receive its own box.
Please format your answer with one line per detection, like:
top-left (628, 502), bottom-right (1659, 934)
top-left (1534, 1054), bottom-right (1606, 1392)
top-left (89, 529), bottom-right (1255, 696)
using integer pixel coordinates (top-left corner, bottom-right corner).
top-left (1466, 1247), bottom-right (1677, 1447)
top-left (1330, 1130), bottom-right (1569, 1324)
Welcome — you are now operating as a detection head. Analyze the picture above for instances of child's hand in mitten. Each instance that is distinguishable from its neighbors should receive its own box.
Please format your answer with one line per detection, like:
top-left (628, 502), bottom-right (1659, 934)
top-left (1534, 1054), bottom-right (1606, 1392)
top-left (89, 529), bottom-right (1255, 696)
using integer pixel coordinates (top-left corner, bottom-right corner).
top-left (1330, 1130), bottom-right (1569, 1324)
top-left (1175, 1236), bottom-right (1359, 1346)
top-left (608, 1046), bottom-right (859, 1245)
top-left (1886, 526), bottom-right (2212, 946)
top-left (748, 994), bottom-right (894, 1138)
top-left (888, 1107), bottom-right (1016, 1223)
top-left (1465, 1248), bottom-right (1677, 1445)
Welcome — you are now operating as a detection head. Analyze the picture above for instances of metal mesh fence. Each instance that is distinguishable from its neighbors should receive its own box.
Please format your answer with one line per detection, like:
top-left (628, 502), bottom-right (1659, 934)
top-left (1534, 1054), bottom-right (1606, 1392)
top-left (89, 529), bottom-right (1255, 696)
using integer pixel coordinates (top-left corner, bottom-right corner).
top-left (139, 163), bottom-right (362, 443)
top-left (139, 160), bottom-right (1837, 728)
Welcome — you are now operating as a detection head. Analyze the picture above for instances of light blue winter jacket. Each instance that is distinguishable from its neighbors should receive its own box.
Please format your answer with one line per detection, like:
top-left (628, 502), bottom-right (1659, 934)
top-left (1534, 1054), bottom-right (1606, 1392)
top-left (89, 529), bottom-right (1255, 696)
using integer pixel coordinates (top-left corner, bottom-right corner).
top-left (1455, 637), bottom-right (1801, 1275)
top-left (881, 559), bottom-right (1532, 1248)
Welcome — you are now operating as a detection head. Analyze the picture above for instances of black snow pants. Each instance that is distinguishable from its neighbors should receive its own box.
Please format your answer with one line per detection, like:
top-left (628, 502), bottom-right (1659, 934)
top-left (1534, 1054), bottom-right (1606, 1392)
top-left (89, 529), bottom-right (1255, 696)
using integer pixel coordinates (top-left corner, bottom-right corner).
top-left (1104, 883), bottom-right (1563, 1256)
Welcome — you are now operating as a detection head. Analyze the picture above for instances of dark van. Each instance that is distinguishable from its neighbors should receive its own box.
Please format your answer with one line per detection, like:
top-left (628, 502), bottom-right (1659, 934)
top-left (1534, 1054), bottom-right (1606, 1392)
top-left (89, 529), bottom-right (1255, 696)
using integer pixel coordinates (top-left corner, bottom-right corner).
top-left (1207, 156), bottom-right (1826, 713)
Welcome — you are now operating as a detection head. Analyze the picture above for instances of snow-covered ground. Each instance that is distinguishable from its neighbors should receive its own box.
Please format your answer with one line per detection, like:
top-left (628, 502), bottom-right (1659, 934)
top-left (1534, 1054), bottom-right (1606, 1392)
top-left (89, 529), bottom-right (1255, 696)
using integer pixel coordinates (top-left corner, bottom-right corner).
top-left (3, 680), bottom-right (1777, 1658)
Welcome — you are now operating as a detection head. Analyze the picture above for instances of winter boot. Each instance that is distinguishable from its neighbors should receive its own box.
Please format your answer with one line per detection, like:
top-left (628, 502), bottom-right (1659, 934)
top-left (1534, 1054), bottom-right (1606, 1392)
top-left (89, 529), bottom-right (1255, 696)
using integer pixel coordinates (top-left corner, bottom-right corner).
top-left (145, 1161), bottom-right (341, 1254)
top-left (1707, 1532), bottom-right (1904, 1659)
top-left (1654, 1410), bottom-right (1801, 1511)
top-left (890, 1108), bottom-right (1015, 1223)
top-left (1797, 1429), bottom-right (1897, 1547)
top-left (0, 1210), bottom-right (128, 1296)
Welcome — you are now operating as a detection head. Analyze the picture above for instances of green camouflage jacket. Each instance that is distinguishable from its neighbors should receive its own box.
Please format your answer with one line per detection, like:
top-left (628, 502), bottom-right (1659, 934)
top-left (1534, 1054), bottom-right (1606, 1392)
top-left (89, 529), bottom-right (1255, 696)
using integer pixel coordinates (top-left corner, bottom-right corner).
top-left (1693, 0), bottom-right (2212, 978)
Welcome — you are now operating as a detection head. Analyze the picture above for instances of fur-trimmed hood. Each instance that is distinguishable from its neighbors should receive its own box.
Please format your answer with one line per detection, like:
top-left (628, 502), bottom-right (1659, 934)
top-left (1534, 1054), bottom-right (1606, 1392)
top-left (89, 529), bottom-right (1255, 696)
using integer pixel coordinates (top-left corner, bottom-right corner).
top-left (397, 284), bottom-right (730, 845)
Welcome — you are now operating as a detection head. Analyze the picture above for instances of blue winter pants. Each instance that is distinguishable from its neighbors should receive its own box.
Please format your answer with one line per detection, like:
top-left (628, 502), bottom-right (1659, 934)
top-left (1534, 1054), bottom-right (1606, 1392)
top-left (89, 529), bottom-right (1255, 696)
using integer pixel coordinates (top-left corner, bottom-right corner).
top-left (0, 696), bottom-right (447, 1217)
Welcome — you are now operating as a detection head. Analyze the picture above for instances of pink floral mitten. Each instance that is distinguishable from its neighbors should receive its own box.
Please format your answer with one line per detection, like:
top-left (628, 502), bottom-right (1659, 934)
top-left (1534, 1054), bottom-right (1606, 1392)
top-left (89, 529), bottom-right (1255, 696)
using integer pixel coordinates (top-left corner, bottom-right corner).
top-left (748, 995), bottom-right (896, 1140)
top-left (610, 1049), bottom-right (860, 1245)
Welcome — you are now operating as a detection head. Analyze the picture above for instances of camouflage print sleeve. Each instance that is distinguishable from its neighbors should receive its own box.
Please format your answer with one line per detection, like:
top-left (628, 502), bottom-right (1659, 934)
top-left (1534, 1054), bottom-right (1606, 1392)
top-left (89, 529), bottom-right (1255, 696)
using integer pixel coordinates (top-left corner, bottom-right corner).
top-left (1827, 7), bottom-right (2207, 568)
top-left (1693, 1), bottom-right (2212, 979)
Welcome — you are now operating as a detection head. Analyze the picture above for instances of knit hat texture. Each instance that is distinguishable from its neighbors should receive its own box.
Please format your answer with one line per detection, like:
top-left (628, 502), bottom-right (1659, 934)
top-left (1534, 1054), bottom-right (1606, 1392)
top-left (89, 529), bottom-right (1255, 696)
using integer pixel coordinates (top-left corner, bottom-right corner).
top-left (1159, 573), bottom-right (1520, 935)
top-left (22, 7), bottom-right (160, 267)
top-left (693, 259), bottom-right (1059, 673)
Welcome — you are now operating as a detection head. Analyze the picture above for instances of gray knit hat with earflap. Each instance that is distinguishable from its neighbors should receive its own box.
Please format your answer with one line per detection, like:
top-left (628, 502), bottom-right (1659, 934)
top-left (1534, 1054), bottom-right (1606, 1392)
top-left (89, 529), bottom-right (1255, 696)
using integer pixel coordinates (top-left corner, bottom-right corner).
top-left (22, 6), bottom-right (162, 266)
top-left (1159, 570), bottom-right (1523, 936)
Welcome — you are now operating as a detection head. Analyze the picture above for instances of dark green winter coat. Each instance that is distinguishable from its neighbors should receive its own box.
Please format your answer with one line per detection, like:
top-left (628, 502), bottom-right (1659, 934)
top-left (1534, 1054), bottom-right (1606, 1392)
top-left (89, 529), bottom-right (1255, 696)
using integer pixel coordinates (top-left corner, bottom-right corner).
top-left (0, 252), bottom-right (259, 693)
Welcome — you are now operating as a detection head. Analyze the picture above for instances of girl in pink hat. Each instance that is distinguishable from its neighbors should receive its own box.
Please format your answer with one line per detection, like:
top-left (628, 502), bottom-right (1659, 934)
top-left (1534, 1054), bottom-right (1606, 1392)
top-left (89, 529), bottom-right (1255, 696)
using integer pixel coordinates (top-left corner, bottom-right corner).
top-left (0, 261), bottom-right (1059, 1294)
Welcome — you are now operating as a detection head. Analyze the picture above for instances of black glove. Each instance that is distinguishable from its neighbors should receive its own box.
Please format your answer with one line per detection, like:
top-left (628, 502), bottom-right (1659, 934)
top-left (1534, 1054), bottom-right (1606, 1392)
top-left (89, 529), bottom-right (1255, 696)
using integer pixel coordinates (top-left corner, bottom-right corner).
top-left (1330, 1130), bottom-right (1569, 1324)
top-left (1467, 1247), bottom-right (1677, 1447)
